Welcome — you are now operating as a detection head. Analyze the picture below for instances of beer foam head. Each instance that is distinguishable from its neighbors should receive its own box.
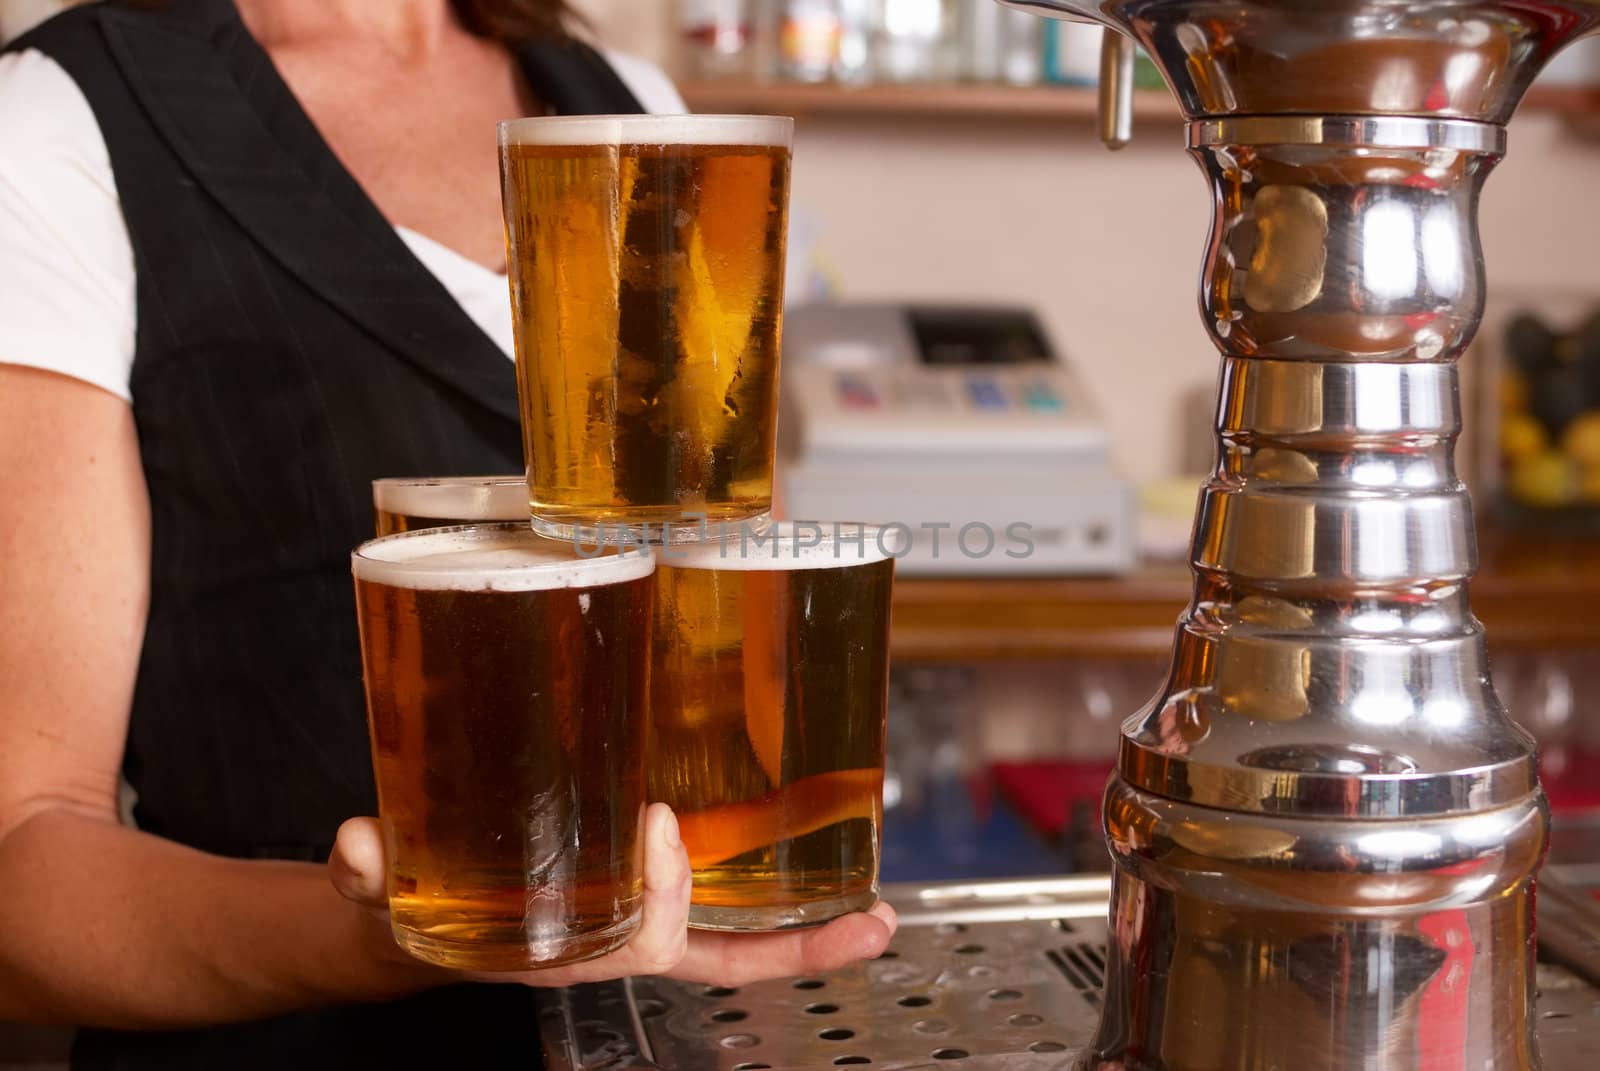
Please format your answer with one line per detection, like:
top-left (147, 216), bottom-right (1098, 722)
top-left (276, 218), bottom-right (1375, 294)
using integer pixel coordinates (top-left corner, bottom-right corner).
top-left (498, 114), bottom-right (792, 149)
top-left (371, 476), bottom-right (527, 522)
top-left (660, 522), bottom-right (905, 573)
top-left (353, 524), bottom-right (654, 592)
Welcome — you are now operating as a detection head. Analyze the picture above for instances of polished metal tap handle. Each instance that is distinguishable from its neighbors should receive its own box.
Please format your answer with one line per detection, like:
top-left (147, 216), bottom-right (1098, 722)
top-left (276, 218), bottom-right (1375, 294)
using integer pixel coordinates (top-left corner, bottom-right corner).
top-left (990, 2), bottom-right (1600, 1070)
top-left (1097, 31), bottom-right (1135, 149)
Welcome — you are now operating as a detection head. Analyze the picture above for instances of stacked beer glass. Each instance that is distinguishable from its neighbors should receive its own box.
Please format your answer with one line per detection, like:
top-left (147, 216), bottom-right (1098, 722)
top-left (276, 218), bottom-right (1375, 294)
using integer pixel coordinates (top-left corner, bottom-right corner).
top-left (352, 115), bottom-right (900, 970)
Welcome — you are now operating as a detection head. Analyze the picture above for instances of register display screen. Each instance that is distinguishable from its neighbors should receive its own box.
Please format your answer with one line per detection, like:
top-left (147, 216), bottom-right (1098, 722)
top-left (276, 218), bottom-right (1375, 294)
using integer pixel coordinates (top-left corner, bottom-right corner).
top-left (908, 307), bottom-right (1054, 366)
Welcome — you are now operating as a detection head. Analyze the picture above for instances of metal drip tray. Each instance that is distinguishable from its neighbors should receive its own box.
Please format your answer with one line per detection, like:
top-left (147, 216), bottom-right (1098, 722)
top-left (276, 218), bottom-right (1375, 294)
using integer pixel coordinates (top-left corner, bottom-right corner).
top-left (538, 873), bottom-right (1600, 1070)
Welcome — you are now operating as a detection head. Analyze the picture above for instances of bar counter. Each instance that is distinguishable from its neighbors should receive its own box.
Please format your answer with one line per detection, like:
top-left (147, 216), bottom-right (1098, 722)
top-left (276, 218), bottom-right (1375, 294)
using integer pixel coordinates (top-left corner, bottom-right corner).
top-left (891, 530), bottom-right (1600, 661)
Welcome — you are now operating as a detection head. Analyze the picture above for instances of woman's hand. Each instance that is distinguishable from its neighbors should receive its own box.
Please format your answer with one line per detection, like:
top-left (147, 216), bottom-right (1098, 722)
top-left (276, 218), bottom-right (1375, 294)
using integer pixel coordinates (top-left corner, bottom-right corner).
top-left (329, 803), bottom-right (897, 989)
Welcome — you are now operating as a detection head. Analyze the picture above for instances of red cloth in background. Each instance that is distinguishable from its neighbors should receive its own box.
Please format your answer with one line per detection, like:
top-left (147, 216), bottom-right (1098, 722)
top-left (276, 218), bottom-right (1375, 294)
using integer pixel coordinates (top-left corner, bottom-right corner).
top-left (1540, 746), bottom-right (1600, 812)
top-left (990, 760), bottom-right (1113, 840)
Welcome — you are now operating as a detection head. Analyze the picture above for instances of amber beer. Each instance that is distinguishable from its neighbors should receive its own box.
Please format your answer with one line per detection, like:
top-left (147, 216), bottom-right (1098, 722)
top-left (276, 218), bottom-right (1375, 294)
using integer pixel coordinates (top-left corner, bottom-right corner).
top-left (371, 476), bottom-right (526, 535)
top-left (351, 524), bottom-right (655, 969)
top-left (498, 115), bottom-right (793, 540)
top-left (650, 524), bottom-right (900, 930)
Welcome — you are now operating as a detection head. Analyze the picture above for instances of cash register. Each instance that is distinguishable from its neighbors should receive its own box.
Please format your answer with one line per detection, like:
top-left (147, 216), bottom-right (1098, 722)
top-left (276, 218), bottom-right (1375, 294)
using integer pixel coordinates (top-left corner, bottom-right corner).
top-left (777, 303), bottom-right (1135, 575)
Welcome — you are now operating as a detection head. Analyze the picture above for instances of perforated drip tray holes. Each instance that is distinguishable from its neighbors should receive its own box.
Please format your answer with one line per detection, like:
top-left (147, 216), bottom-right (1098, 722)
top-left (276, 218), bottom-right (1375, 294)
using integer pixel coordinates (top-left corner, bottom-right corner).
top-left (538, 874), bottom-right (1600, 1070)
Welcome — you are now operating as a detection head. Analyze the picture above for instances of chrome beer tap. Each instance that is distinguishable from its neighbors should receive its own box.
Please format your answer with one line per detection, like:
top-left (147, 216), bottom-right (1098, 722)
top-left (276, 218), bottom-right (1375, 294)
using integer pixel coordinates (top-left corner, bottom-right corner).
top-left (1000, 2), bottom-right (1600, 1068)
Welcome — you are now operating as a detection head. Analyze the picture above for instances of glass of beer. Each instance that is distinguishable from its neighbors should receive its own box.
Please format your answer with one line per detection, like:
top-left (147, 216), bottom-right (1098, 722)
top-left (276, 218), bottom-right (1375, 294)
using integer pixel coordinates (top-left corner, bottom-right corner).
top-left (498, 114), bottom-right (793, 543)
top-left (650, 523), bottom-right (902, 930)
top-left (371, 476), bottom-right (526, 535)
top-left (351, 523), bottom-right (655, 970)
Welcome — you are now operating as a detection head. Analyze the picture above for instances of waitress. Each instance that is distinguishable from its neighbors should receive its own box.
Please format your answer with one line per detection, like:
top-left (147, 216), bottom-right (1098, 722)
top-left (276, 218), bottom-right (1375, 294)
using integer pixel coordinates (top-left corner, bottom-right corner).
top-left (0, 0), bottom-right (895, 1066)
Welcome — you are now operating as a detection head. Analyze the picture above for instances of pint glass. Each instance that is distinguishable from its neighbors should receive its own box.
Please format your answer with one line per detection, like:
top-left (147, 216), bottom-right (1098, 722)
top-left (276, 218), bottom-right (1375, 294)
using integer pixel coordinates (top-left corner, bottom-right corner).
top-left (498, 114), bottom-right (793, 542)
top-left (351, 524), bottom-right (655, 969)
top-left (371, 476), bottom-right (526, 535)
top-left (650, 524), bottom-right (900, 930)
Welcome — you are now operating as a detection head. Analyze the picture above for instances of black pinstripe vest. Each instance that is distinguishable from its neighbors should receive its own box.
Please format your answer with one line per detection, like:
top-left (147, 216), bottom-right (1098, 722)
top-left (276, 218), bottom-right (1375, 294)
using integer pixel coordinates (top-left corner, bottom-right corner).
top-left (7, 1), bottom-right (642, 1064)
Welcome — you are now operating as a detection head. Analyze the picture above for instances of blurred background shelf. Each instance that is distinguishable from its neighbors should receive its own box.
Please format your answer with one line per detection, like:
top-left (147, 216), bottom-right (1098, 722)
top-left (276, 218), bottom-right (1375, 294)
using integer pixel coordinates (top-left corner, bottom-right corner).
top-left (683, 80), bottom-right (1600, 121)
top-left (889, 530), bottom-right (1600, 661)
top-left (681, 80), bottom-right (1176, 120)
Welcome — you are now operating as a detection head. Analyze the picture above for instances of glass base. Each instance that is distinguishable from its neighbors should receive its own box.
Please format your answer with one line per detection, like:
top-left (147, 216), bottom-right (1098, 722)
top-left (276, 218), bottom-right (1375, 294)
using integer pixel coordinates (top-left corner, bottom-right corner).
top-left (688, 888), bottom-right (879, 932)
top-left (530, 510), bottom-right (772, 547)
top-left (392, 910), bottom-right (639, 972)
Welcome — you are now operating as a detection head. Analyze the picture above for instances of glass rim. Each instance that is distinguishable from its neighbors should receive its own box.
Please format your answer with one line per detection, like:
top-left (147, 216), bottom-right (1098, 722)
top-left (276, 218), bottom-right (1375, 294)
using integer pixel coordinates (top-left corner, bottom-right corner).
top-left (657, 521), bottom-right (906, 572)
top-left (497, 113), bottom-right (793, 149)
top-left (371, 475), bottom-right (526, 522)
top-left (352, 522), bottom-right (654, 592)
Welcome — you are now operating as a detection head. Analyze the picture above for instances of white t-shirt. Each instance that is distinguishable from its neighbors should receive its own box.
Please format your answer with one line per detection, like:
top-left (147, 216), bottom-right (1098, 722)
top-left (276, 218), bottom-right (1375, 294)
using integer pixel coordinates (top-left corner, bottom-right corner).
top-left (0, 46), bottom-right (686, 402)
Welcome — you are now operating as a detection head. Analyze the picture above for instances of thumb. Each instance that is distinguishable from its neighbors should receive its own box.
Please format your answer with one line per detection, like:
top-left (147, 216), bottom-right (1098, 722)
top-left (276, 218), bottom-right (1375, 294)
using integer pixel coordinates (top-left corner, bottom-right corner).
top-left (328, 816), bottom-right (389, 909)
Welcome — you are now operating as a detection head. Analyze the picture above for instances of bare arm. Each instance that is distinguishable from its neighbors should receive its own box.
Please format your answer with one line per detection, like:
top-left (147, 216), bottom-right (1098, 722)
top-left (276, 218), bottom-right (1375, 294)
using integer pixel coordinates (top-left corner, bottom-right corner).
top-left (0, 366), bottom-right (895, 1028)
top-left (0, 366), bottom-right (441, 1027)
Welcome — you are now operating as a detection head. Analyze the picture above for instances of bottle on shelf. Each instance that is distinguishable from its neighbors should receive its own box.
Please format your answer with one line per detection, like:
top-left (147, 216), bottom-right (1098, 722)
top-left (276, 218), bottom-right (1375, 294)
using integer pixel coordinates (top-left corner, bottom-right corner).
top-left (732, 0), bottom-right (1053, 88)
top-left (997, 6), bottom-right (1043, 85)
top-left (1042, 18), bottom-right (1101, 86)
top-left (959, 0), bottom-right (1043, 84)
top-left (678, 0), bottom-right (752, 80)
top-left (835, 0), bottom-right (881, 85)
top-left (877, 0), bottom-right (958, 82)
top-left (960, 0), bottom-right (1003, 81)
top-left (746, 0), bottom-right (784, 82)
top-left (780, 0), bottom-right (843, 83)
